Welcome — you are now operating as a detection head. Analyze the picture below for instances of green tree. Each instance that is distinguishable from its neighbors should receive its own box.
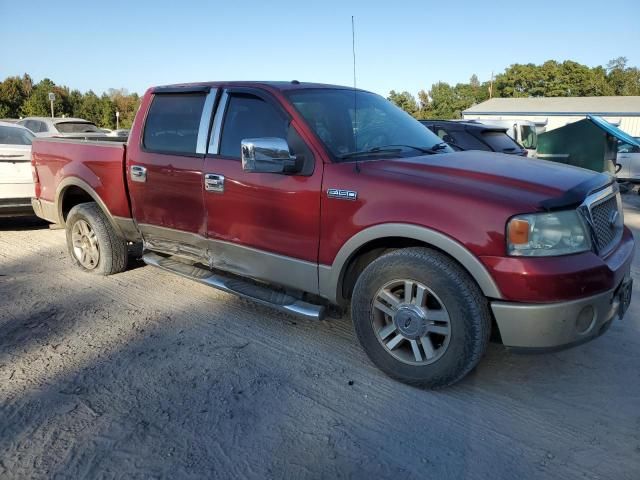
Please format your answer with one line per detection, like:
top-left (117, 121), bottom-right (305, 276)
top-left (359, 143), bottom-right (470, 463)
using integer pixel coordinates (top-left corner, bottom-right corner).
top-left (77, 91), bottom-right (102, 125)
top-left (0, 76), bottom-right (27, 118)
top-left (100, 93), bottom-right (116, 129)
top-left (607, 57), bottom-right (640, 95)
top-left (20, 78), bottom-right (71, 117)
top-left (387, 90), bottom-right (418, 116)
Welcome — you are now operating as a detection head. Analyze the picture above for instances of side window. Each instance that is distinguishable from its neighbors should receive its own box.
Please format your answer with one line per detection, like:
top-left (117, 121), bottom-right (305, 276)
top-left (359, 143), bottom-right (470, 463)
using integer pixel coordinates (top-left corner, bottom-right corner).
top-left (38, 122), bottom-right (49, 133)
top-left (143, 93), bottom-right (206, 155)
top-left (618, 142), bottom-right (639, 154)
top-left (219, 94), bottom-right (288, 158)
top-left (23, 120), bottom-right (37, 133)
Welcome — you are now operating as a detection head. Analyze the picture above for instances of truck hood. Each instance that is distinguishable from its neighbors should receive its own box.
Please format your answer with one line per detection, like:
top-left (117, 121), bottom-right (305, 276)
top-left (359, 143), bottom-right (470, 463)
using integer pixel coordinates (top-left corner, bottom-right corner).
top-left (364, 151), bottom-right (612, 211)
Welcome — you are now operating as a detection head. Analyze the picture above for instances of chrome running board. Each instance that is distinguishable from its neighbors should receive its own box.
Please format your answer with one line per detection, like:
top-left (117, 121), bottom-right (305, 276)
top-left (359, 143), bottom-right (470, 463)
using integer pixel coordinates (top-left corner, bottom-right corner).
top-left (142, 252), bottom-right (325, 321)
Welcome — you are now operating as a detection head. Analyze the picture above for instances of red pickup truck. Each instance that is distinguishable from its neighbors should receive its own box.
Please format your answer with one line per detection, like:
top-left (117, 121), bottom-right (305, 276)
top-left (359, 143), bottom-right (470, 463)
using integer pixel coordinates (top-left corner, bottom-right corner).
top-left (31, 81), bottom-right (635, 388)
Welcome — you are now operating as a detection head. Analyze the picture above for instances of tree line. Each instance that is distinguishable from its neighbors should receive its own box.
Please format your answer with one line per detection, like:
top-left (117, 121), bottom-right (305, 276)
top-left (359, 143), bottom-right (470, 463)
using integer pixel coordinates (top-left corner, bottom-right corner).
top-left (2, 57), bottom-right (639, 128)
top-left (388, 57), bottom-right (640, 120)
top-left (0, 74), bottom-right (141, 129)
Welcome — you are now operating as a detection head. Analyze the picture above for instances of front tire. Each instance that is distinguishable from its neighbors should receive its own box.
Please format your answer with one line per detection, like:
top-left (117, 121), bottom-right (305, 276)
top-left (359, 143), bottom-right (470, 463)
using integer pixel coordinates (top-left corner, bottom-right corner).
top-left (65, 202), bottom-right (128, 275)
top-left (351, 247), bottom-right (491, 388)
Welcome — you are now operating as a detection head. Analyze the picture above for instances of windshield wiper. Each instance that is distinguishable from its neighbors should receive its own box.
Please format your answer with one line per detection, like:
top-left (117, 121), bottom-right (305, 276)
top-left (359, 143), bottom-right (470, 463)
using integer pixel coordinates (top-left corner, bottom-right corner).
top-left (338, 144), bottom-right (446, 160)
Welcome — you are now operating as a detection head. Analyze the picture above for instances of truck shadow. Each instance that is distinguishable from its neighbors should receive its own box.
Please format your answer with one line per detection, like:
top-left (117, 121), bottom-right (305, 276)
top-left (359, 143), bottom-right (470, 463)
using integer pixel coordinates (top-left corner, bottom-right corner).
top-left (0, 216), bottom-right (50, 231)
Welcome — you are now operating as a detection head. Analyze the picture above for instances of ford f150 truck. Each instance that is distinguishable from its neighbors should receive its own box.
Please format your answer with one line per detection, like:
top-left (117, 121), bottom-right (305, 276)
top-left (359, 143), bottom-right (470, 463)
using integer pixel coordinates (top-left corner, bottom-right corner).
top-left (31, 81), bottom-right (635, 388)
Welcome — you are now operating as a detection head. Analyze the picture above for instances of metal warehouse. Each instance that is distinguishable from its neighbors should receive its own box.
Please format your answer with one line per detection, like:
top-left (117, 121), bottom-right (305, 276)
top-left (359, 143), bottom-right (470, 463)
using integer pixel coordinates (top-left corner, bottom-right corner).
top-left (462, 96), bottom-right (640, 136)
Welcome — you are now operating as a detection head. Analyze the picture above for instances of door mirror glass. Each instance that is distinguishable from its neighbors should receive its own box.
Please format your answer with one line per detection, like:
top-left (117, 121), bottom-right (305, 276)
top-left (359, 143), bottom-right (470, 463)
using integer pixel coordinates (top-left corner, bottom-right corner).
top-left (241, 137), bottom-right (299, 174)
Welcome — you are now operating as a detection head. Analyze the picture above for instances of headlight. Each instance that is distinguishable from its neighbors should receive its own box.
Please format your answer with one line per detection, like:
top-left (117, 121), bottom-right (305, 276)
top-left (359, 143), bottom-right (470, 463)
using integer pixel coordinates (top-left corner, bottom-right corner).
top-left (507, 210), bottom-right (592, 256)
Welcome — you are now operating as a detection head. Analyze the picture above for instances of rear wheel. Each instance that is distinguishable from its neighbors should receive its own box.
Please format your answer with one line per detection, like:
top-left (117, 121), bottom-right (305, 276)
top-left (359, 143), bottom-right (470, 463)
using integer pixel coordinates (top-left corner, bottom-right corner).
top-left (65, 202), bottom-right (128, 275)
top-left (351, 247), bottom-right (491, 388)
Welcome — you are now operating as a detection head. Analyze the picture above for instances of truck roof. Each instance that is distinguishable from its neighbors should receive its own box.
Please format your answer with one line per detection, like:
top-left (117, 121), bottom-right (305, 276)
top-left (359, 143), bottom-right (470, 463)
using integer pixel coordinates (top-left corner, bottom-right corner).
top-left (150, 80), bottom-right (363, 94)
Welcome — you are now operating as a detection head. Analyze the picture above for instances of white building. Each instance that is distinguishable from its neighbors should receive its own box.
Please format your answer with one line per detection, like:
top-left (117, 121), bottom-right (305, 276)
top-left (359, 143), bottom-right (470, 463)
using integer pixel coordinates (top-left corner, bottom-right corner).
top-left (462, 96), bottom-right (640, 136)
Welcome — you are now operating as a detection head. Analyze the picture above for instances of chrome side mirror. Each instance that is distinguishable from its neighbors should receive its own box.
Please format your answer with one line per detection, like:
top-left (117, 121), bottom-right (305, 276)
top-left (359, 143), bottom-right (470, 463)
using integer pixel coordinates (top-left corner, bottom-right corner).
top-left (241, 137), bottom-right (299, 174)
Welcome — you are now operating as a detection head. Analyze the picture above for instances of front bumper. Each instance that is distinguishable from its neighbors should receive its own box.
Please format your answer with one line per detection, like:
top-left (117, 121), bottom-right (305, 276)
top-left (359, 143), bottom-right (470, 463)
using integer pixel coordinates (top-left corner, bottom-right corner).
top-left (491, 271), bottom-right (633, 350)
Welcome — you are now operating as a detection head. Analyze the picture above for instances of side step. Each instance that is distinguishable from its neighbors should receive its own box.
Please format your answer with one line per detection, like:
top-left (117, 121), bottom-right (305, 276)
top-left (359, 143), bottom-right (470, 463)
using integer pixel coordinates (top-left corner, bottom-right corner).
top-left (142, 252), bottom-right (325, 321)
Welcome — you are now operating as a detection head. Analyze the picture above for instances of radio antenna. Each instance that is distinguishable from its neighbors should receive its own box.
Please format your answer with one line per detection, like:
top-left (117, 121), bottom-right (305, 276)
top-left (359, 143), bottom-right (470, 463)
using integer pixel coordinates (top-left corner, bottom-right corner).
top-left (352, 15), bottom-right (360, 173)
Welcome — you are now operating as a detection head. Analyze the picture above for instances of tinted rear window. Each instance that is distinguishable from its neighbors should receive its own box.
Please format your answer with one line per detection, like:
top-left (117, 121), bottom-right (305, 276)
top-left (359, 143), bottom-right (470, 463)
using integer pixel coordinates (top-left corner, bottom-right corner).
top-left (435, 128), bottom-right (490, 151)
top-left (0, 125), bottom-right (34, 145)
top-left (55, 122), bottom-right (101, 133)
top-left (143, 94), bottom-right (206, 154)
top-left (481, 131), bottom-right (522, 152)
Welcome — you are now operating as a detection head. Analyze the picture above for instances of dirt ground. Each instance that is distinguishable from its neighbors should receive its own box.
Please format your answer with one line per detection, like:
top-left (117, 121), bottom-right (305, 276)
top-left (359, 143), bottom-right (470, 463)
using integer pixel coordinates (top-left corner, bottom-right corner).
top-left (1, 195), bottom-right (639, 480)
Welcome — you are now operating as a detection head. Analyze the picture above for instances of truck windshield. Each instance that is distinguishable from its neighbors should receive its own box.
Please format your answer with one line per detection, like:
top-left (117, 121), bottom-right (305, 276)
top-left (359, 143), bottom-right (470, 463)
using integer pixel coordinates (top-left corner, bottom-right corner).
top-left (287, 89), bottom-right (451, 161)
top-left (55, 122), bottom-right (101, 133)
top-left (520, 125), bottom-right (537, 149)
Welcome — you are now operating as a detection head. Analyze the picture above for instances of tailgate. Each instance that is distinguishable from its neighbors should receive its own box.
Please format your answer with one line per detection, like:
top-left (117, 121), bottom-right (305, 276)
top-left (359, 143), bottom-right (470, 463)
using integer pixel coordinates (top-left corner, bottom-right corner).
top-left (0, 145), bottom-right (33, 199)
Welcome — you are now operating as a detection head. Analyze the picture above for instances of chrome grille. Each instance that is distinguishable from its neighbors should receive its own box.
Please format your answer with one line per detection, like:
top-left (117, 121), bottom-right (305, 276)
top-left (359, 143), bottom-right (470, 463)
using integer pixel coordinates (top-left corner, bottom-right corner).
top-left (587, 192), bottom-right (622, 254)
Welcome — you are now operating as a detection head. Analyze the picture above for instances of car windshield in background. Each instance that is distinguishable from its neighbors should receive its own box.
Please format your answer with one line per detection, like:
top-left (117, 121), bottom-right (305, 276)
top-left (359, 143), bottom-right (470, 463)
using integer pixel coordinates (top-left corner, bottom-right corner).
top-left (520, 125), bottom-right (537, 149)
top-left (287, 89), bottom-right (452, 161)
top-left (481, 131), bottom-right (522, 153)
top-left (55, 122), bottom-right (101, 133)
top-left (0, 125), bottom-right (34, 145)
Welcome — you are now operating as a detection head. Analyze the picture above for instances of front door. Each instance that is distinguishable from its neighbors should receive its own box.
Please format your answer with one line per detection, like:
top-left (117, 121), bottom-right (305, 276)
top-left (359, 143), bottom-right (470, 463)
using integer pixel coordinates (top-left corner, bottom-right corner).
top-left (202, 89), bottom-right (323, 294)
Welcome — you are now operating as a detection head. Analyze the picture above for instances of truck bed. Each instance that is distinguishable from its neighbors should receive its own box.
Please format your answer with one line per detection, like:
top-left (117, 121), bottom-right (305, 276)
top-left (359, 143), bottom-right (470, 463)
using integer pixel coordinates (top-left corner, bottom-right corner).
top-left (31, 137), bottom-right (133, 224)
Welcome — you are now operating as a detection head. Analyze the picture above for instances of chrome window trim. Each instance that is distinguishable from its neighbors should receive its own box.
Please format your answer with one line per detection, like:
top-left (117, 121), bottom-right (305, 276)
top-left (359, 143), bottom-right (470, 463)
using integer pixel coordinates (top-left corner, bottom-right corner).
top-left (208, 90), bottom-right (229, 155)
top-left (196, 88), bottom-right (218, 155)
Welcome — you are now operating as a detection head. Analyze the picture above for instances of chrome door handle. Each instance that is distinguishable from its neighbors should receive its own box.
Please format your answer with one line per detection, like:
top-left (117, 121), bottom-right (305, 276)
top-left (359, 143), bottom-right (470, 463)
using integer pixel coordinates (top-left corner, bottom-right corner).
top-left (130, 165), bottom-right (147, 182)
top-left (204, 173), bottom-right (225, 193)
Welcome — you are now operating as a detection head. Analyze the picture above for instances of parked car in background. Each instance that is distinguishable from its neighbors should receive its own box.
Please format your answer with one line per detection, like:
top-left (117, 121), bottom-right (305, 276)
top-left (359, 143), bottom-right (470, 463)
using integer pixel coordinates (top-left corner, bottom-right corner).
top-left (420, 120), bottom-right (527, 156)
top-left (31, 80), bottom-right (634, 388)
top-left (466, 119), bottom-right (538, 156)
top-left (0, 121), bottom-right (35, 216)
top-left (108, 129), bottom-right (130, 138)
top-left (616, 138), bottom-right (640, 184)
top-left (18, 117), bottom-right (106, 138)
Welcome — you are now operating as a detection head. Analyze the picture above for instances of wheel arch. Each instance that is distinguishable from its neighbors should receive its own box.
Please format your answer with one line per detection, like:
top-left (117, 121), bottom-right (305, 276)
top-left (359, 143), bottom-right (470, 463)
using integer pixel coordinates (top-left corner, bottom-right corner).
top-left (318, 224), bottom-right (503, 306)
top-left (55, 177), bottom-right (133, 239)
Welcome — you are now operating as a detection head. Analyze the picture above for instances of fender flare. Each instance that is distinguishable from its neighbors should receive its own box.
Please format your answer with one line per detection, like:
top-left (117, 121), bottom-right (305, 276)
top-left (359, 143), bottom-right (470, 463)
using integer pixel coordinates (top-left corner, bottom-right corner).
top-left (55, 177), bottom-right (140, 241)
top-left (318, 223), bottom-right (503, 304)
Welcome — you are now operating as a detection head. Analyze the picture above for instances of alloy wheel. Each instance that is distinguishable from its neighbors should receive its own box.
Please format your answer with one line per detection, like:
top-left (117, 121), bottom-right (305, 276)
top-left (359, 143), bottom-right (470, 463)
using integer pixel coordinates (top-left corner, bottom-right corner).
top-left (71, 219), bottom-right (100, 269)
top-left (371, 279), bottom-right (451, 365)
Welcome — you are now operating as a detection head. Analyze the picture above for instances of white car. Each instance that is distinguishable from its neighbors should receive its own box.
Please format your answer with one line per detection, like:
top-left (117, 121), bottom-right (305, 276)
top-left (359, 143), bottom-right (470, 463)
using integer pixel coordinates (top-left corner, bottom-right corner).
top-left (617, 138), bottom-right (640, 184)
top-left (17, 117), bottom-right (106, 138)
top-left (0, 121), bottom-right (35, 216)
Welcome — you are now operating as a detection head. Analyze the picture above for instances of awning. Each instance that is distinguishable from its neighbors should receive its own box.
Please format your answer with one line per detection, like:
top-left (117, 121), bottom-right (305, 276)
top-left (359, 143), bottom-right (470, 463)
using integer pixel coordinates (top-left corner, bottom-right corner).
top-left (588, 115), bottom-right (640, 147)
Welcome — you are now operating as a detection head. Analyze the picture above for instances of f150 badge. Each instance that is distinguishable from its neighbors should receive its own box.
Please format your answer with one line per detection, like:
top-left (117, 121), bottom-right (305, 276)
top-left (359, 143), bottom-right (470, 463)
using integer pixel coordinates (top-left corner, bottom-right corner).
top-left (327, 188), bottom-right (357, 201)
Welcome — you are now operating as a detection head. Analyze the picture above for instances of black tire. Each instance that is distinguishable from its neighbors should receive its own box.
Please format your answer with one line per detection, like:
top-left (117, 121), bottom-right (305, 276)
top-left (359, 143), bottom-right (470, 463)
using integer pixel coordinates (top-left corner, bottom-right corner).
top-left (65, 202), bottom-right (128, 276)
top-left (351, 247), bottom-right (491, 388)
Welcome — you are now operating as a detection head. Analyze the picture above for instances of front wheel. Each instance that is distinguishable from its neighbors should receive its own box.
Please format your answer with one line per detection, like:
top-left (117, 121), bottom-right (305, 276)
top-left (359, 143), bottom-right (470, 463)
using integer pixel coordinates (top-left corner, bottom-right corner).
top-left (351, 247), bottom-right (491, 388)
top-left (65, 202), bottom-right (128, 275)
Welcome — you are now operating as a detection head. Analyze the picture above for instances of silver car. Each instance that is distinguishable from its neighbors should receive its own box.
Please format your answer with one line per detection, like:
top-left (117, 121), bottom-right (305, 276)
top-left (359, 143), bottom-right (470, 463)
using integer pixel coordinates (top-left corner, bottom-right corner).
top-left (17, 117), bottom-right (106, 138)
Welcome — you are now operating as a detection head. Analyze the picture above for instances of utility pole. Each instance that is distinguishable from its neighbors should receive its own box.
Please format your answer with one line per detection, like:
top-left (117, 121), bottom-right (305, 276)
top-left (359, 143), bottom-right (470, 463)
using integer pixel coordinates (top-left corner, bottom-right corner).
top-left (489, 71), bottom-right (494, 99)
top-left (48, 92), bottom-right (56, 118)
top-left (116, 110), bottom-right (120, 130)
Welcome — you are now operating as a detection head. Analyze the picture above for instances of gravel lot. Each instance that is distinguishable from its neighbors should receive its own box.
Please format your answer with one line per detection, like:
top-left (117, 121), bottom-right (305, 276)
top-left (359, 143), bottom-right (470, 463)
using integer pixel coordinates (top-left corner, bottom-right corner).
top-left (1, 195), bottom-right (639, 479)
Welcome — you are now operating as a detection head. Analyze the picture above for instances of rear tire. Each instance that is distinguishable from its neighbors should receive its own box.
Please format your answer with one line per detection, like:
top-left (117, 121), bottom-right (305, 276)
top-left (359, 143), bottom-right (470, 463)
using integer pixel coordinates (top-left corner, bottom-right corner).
top-left (65, 202), bottom-right (128, 276)
top-left (351, 247), bottom-right (491, 388)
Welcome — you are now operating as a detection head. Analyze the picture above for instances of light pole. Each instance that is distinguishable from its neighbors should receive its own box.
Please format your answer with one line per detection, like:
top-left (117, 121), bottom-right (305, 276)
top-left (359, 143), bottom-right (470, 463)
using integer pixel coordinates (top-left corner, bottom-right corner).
top-left (48, 92), bottom-right (55, 118)
top-left (116, 110), bottom-right (120, 130)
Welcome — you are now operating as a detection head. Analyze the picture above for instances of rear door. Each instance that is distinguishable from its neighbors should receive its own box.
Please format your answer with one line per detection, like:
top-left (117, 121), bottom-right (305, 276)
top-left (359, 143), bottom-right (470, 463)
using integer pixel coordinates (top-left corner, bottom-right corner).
top-left (0, 125), bottom-right (34, 200)
top-left (201, 88), bottom-right (323, 294)
top-left (126, 88), bottom-right (217, 260)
